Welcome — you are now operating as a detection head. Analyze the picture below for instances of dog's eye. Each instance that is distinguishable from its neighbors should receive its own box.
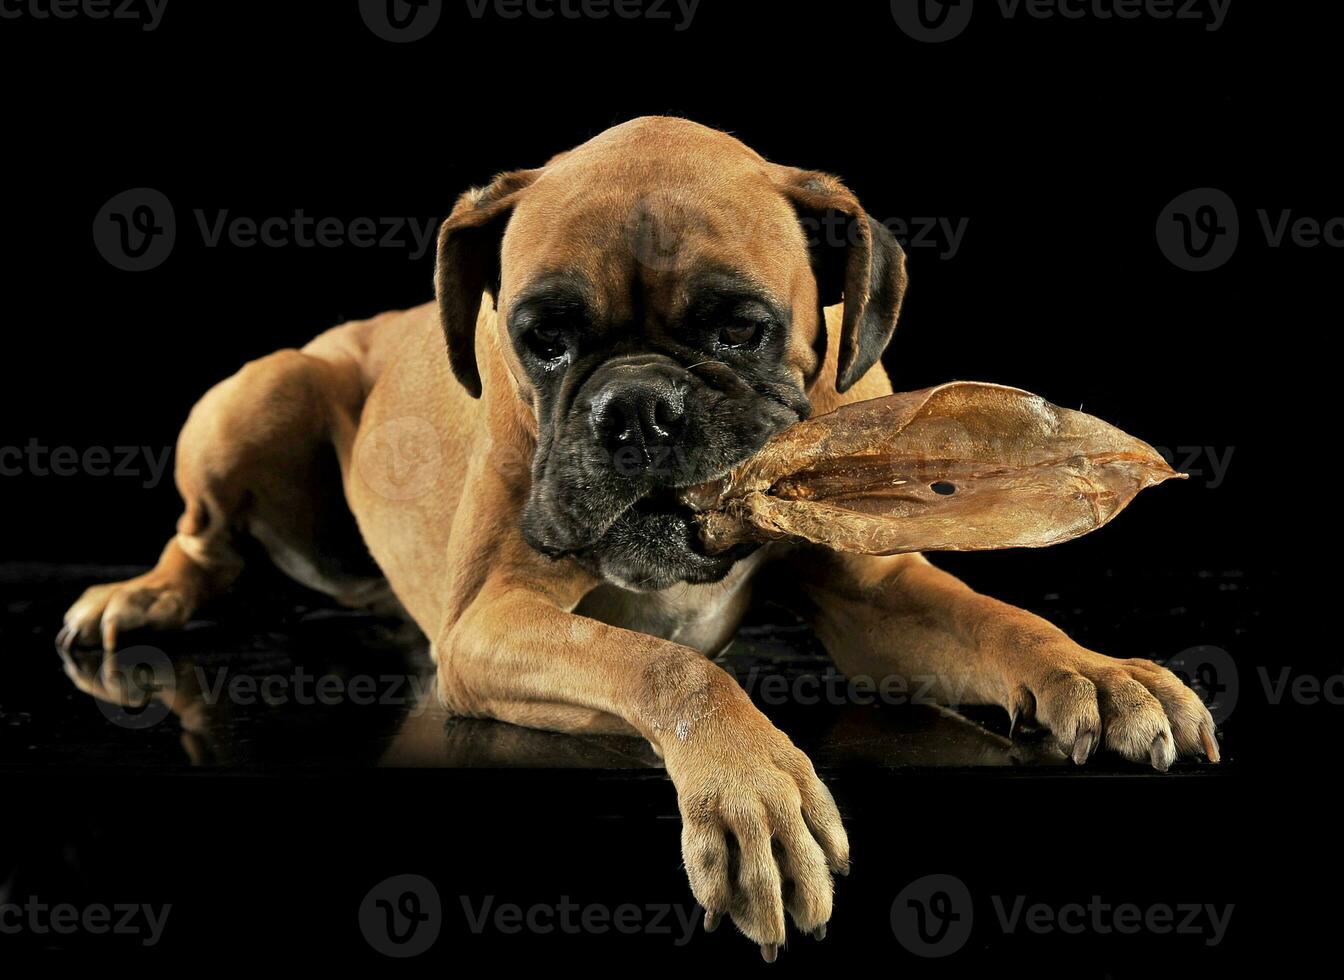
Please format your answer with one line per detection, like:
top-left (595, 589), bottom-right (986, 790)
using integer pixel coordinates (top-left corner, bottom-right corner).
top-left (524, 325), bottom-right (569, 363)
top-left (718, 321), bottom-right (761, 349)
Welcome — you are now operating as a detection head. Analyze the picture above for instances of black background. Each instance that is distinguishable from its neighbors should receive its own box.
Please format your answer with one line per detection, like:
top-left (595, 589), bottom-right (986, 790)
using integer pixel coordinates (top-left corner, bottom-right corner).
top-left (0, 0), bottom-right (1331, 970)
top-left (3, 0), bottom-right (1323, 569)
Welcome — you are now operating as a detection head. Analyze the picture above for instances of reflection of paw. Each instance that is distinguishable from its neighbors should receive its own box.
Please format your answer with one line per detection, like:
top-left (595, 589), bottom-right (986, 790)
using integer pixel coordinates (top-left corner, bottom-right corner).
top-left (1014, 649), bottom-right (1220, 770)
top-left (57, 642), bottom-right (160, 709)
top-left (59, 576), bottom-right (194, 653)
top-left (666, 703), bottom-right (848, 960)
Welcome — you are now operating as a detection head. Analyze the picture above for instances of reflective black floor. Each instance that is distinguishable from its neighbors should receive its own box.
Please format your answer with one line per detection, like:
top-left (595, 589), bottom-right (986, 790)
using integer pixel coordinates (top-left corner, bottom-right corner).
top-left (0, 562), bottom-right (1246, 773)
top-left (1, 561), bottom-right (1261, 969)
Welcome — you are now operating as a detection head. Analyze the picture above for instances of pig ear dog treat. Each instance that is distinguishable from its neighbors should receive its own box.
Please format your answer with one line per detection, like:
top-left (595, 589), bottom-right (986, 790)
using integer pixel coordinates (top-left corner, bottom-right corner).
top-left (680, 381), bottom-right (1183, 556)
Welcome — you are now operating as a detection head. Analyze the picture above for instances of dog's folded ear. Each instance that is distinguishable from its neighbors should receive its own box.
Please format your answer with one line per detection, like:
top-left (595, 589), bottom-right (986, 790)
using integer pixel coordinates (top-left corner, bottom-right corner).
top-left (435, 169), bottom-right (540, 398)
top-left (775, 169), bottom-right (908, 393)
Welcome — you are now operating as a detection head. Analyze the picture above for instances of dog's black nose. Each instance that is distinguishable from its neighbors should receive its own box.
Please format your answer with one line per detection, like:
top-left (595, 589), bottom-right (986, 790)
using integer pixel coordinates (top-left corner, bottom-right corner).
top-left (590, 372), bottom-right (686, 477)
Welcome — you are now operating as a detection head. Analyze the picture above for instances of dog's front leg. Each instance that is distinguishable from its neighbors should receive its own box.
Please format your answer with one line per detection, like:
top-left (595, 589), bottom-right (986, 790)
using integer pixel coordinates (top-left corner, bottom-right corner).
top-left (785, 550), bottom-right (1219, 769)
top-left (435, 563), bottom-right (849, 957)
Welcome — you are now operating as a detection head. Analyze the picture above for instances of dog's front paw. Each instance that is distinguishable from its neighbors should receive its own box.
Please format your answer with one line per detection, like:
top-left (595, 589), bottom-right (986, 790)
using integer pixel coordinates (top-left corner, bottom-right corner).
top-left (662, 699), bottom-right (848, 960)
top-left (59, 575), bottom-right (195, 653)
top-left (1012, 646), bottom-right (1220, 770)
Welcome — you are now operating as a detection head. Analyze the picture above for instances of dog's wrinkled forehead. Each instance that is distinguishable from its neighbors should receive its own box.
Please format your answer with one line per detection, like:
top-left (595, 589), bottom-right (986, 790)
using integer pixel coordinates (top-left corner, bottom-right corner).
top-left (496, 129), bottom-right (816, 335)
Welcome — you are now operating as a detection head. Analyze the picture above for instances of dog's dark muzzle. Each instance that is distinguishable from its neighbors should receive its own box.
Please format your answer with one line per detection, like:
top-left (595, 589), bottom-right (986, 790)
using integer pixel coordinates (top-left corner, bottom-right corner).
top-left (521, 352), bottom-right (802, 566)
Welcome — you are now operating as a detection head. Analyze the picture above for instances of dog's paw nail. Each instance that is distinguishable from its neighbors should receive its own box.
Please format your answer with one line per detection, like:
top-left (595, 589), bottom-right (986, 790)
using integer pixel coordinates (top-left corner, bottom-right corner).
top-left (703, 910), bottom-right (721, 933)
top-left (760, 943), bottom-right (778, 963)
top-left (1200, 724), bottom-right (1222, 764)
top-left (812, 924), bottom-right (827, 941)
top-left (1070, 731), bottom-right (1095, 765)
top-left (1150, 732), bottom-right (1174, 772)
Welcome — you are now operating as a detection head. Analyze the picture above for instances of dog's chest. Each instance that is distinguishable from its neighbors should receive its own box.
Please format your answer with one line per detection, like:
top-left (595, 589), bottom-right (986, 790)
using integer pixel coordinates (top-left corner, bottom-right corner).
top-left (574, 550), bottom-right (767, 656)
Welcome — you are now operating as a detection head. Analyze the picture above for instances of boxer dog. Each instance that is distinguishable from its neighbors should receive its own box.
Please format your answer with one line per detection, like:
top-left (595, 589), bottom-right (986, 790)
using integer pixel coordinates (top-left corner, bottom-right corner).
top-left (59, 117), bottom-right (1218, 958)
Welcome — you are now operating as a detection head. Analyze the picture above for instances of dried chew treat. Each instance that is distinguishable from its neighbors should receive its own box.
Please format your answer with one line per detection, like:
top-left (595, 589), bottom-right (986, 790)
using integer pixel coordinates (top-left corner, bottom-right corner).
top-left (679, 381), bottom-right (1184, 556)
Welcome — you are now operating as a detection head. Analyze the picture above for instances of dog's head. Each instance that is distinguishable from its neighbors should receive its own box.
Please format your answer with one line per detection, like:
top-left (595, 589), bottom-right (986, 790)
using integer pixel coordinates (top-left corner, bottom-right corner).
top-left (435, 117), bottom-right (907, 590)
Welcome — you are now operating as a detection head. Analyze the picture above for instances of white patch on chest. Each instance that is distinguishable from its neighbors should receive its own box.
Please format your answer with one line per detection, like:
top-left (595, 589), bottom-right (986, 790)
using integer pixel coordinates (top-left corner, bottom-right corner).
top-left (574, 548), bottom-right (769, 655)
